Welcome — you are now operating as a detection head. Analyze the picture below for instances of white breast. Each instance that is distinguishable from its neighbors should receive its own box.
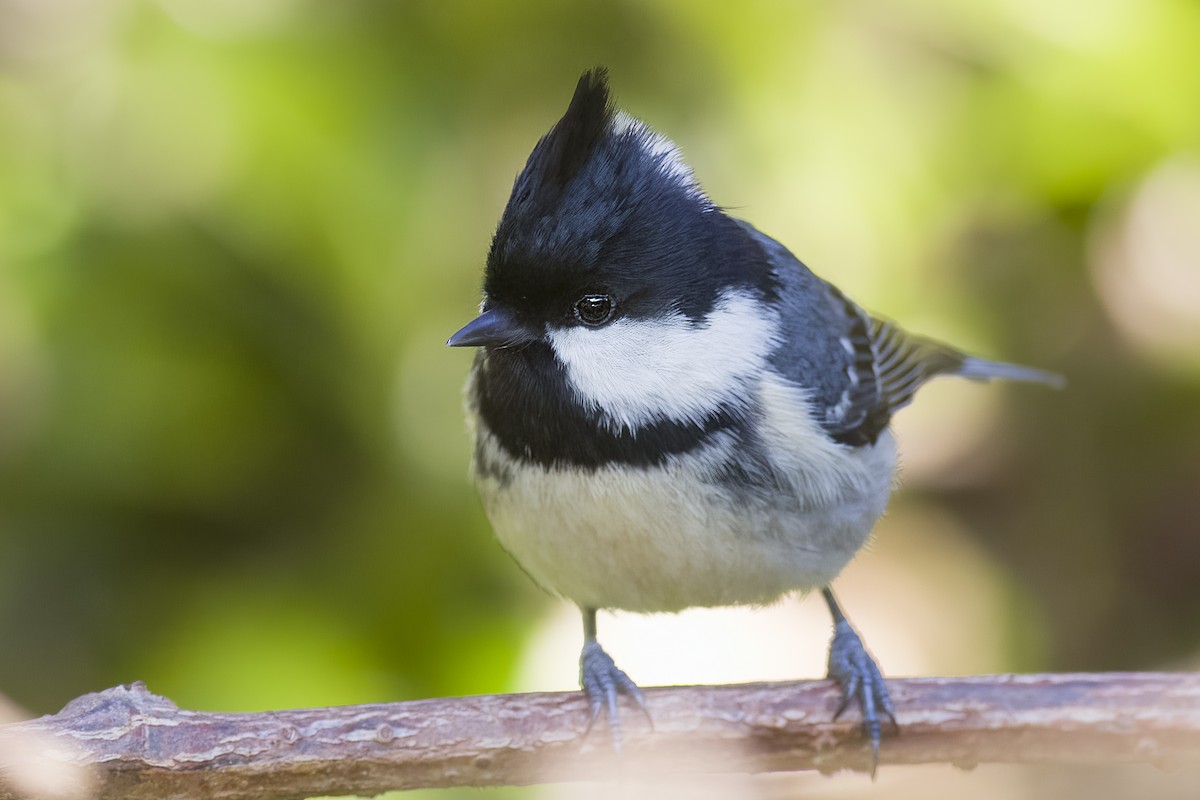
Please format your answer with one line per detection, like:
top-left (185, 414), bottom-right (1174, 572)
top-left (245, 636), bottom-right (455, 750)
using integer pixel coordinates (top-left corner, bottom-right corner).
top-left (471, 374), bottom-right (897, 613)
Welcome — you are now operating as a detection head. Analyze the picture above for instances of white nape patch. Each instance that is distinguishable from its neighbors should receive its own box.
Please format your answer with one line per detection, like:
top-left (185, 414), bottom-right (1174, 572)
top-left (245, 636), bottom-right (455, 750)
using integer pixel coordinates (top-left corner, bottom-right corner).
top-left (547, 290), bottom-right (776, 432)
top-left (611, 111), bottom-right (710, 206)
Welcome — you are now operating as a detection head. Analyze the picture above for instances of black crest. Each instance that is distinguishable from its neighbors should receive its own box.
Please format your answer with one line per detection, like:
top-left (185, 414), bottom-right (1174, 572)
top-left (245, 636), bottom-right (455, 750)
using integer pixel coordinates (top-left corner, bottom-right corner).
top-left (486, 67), bottom-right (624, 299)
top-left (539, 67), bottom-right (615, 190)
top-left (485, 67), bottom-right (774, 324)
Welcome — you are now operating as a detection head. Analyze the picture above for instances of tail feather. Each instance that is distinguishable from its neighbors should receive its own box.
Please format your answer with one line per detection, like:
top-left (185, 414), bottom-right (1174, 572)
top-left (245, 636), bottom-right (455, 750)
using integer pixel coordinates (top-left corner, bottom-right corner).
top-left (825, 303), bottom-right (1064, 447)
top-left (956, 356), bottom-right (1066, 389)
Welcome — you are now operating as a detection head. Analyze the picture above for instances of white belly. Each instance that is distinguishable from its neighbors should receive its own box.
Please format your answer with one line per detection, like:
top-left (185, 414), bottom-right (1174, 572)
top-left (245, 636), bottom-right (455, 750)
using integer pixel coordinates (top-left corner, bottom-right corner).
top-left (473, 423), bottom-right (897, 613)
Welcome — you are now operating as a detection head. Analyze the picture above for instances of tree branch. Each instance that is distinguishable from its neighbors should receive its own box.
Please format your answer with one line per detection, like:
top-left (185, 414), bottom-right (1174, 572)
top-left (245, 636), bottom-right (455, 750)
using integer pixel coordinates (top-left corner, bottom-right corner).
top-left (1, 673), bottom-right (1198, 799)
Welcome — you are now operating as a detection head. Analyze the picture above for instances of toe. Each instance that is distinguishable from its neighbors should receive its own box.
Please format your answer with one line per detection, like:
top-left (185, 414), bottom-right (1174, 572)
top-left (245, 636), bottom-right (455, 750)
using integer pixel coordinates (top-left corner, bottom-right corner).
top-left (826, 622), bottom-right (896, 772)
top-left (579, 641), bottom-right (648, 749)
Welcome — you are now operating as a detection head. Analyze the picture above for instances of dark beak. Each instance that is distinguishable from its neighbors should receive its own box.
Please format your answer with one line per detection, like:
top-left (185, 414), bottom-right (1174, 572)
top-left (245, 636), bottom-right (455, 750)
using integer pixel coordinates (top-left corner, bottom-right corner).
top-left (446, 307), bottom-right (539, 348)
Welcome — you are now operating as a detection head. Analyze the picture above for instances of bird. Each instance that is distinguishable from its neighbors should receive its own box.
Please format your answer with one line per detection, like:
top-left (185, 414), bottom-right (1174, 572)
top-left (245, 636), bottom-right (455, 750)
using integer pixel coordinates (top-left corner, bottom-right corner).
top-left (446, 67), bottom-right (1062, 771)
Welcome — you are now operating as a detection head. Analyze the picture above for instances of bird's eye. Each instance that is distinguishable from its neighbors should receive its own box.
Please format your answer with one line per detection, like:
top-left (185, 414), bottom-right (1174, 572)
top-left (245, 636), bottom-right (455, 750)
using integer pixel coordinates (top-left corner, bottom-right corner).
top-left (573, 294), bottom-right (615, 326)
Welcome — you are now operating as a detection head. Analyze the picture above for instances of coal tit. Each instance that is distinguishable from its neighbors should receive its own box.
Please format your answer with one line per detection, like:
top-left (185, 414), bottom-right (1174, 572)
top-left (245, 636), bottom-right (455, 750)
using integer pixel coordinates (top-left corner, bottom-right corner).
top-left (448, 68), bottom-right (1062, 766)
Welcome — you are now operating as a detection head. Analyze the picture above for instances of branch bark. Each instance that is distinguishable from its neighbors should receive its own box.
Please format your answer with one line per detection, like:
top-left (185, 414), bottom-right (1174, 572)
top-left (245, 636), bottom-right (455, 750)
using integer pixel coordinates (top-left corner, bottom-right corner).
top-left (1, 673), bottom-right (1198, 799)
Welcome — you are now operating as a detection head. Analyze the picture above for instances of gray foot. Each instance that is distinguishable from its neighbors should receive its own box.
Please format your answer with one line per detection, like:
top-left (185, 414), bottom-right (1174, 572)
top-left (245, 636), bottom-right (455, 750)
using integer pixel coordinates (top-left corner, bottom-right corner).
top-left (580, 640), bottom-right (648, 751)
top-left (827, 616), bottom-right (897, 775)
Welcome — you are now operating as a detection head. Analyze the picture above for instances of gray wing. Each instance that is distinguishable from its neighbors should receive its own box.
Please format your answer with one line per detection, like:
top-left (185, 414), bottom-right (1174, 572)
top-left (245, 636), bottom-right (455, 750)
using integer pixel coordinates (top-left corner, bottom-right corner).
top-left (744, 222), bottom-right (1062, 446)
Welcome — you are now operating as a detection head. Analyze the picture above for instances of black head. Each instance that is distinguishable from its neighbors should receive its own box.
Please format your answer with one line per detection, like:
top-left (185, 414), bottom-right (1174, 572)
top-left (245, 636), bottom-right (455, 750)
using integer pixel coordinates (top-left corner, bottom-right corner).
top-left (448, 68), bottom-right (774, 349)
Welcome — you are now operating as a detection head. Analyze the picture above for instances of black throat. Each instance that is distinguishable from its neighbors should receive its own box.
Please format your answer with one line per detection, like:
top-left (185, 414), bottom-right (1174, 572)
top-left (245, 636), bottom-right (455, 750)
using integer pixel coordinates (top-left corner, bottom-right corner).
top-left (471, 343), bottom-right (741, 474)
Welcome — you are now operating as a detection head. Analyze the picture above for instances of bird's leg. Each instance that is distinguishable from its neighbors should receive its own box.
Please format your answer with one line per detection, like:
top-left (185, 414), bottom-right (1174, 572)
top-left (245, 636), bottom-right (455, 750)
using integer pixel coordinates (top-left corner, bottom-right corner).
top-left (578, 607), bottom-right (649, 750)
top-left (823, 587), bottom-right (898, 776)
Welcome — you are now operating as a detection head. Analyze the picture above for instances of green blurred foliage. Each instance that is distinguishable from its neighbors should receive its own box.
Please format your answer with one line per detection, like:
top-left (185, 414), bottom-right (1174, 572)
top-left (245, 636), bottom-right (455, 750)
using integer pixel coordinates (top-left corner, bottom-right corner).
top-left (0, 3), bottom-right (1199, 794)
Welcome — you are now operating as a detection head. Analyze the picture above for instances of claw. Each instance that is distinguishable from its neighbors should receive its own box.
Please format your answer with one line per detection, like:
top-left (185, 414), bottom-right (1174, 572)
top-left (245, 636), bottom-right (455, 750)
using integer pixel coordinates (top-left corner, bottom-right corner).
top-left (580, 640), bottom-right (649, 750)
top-left (823, 589), bottom-right (897, 777)
top-left (832, 665), bottom-right (861, 721)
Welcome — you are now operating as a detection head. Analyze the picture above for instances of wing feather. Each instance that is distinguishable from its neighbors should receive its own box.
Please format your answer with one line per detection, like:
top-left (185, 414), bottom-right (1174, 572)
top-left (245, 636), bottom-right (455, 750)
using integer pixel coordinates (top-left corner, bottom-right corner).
top-left (742, 221), bottom-right (1061, 447)
top-left (823, 292), bottom-right (1061, 446)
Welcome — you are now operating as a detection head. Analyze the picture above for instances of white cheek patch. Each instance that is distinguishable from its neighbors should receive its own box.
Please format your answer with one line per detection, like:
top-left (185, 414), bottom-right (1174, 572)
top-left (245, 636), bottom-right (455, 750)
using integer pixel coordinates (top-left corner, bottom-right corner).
top-left (547, 290), bottom-right (776, 431)
top-left (611, 111), bottom-right (710, 207)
